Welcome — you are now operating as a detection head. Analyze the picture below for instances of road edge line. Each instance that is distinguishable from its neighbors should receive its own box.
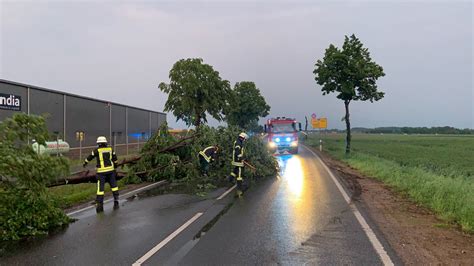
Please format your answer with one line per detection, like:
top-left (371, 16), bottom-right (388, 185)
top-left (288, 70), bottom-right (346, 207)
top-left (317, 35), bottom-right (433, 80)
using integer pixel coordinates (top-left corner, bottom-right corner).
top-left (132, 212), bottom-right (204, 266)
top-left (67, 180), bottom-right (167, 216)
top-left (217, 185), bottom-right (236, 200)
top-left (303, 145), bottom-right (394, 266)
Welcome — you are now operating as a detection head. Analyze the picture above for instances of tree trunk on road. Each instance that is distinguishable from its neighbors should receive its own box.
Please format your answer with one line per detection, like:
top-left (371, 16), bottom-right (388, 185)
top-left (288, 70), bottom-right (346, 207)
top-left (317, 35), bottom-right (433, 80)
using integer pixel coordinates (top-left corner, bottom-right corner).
top-left (344, 100), bottom-right (351, 154)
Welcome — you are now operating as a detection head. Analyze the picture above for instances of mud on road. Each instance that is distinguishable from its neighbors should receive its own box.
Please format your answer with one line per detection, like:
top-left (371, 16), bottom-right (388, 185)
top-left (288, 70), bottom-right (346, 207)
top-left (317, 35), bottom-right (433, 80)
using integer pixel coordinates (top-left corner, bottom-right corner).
top-left (315, 149), bottom-right (474, 265)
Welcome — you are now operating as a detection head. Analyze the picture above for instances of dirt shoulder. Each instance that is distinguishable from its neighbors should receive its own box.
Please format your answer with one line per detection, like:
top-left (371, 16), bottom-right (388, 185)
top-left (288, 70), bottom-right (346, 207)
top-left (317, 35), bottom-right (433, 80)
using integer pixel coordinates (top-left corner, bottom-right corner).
top-left (315, 149), bottom-right (474, 265)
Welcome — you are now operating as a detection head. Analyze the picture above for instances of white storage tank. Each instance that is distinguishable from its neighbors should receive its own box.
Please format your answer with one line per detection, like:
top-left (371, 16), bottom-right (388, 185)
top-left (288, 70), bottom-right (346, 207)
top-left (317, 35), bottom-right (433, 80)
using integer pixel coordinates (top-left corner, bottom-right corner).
top-left (32, 139), bottom-right (70, 155)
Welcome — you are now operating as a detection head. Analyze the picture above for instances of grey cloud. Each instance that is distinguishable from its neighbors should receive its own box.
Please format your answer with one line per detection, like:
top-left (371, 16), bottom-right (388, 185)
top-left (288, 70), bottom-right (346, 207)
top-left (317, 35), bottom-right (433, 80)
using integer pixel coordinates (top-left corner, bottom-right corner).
top-left (1, 1), bottom-right (472, 129)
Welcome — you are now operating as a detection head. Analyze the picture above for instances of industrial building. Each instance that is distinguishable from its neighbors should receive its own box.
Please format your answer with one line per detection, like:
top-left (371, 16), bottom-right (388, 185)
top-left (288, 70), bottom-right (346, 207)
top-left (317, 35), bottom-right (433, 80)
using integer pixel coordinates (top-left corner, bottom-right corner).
top-left (0, 79), bottom-right (166, 158)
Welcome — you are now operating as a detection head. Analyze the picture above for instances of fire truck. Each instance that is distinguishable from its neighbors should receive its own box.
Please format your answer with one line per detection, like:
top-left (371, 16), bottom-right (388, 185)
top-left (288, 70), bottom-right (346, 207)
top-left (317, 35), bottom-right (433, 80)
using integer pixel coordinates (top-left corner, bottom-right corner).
top-left (264, 117), bottom-right (301, 154)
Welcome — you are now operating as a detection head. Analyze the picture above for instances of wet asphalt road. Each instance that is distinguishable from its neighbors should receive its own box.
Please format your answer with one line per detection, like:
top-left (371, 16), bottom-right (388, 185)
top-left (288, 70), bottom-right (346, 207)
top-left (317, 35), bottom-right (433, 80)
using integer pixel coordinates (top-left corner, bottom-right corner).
top-left (2, 146), bottom-right (398, 265)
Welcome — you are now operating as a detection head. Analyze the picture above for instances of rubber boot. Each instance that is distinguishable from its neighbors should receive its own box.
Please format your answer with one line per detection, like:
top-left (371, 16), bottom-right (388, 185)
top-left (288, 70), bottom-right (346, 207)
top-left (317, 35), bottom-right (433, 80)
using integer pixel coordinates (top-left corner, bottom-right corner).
top-left (96, 195), bottom-right (104, 213)
top-left (96, 202), bottom-right (104, 213)
top-left (113, 192), bottom-right (120, 210)
top-left (235, 180), bottom-right (243, 198)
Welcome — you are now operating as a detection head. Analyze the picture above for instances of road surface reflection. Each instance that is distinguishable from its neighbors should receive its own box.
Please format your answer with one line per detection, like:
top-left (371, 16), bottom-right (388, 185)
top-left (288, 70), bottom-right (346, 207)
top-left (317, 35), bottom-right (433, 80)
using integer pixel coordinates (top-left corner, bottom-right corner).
top-left (273, 154), bottom-right (319, 251)
top-left (278, 155), bottom-right (305, 198)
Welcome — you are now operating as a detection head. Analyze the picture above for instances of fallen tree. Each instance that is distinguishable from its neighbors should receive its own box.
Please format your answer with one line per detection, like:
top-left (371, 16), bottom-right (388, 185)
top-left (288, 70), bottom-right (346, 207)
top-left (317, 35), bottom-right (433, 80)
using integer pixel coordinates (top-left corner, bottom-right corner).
top-left (48, 123), bottom-right (278, 195)
top-left (48, 132), bottom-right (199, 187)
top-left (126, 124), bottom-right (278, 191)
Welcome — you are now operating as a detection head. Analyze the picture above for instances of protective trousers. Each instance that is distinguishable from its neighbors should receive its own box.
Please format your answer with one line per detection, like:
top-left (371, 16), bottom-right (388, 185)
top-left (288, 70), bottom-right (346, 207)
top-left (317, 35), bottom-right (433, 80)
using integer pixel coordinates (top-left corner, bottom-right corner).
top-left (96, 171), bottom-right (119, 204)
top-left (231, 166), bottom-right (244, 193)
top-left (199, 155), bottom-right (210, 175)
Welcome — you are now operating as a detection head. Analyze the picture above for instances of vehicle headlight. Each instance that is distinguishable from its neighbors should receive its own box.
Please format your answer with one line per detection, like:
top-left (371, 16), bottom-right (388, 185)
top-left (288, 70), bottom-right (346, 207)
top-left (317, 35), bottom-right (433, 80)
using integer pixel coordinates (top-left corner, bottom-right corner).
top-left (275, 138), bottom-right (280, 143)
top-left (286, 137), bottom-right (291, 142)
top-left (291, 141), bottom-right (298, 147)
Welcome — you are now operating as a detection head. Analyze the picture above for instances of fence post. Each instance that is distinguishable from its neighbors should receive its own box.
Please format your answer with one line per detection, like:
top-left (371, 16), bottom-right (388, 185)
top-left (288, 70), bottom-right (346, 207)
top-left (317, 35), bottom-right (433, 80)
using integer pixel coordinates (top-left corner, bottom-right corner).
top-left (79, 138), bottom-right (83, 161)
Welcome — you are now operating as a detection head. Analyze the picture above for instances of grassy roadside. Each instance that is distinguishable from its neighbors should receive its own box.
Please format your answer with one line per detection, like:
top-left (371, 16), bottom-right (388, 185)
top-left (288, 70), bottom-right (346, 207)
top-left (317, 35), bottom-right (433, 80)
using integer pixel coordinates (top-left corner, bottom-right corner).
top-left (48, 153), bottom-right (141, 209)
top-left (306, 133), bottom-right (474, 233)
top-left (48, 179), bottom-right (129, 209)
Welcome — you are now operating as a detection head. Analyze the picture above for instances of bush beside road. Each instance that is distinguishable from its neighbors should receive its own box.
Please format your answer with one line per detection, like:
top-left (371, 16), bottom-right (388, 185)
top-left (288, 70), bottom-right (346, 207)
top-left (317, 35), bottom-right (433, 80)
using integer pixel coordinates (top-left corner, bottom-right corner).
top-left (306, 133), bottom-right (474, 233)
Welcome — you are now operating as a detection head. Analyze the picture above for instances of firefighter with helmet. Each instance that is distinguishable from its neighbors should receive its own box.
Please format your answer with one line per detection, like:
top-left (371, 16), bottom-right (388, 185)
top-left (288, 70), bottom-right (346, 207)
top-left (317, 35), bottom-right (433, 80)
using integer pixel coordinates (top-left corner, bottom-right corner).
top-left (229, 132), bottom-right (249, 196)
top-left (83, 136), bottom-right (119, 213)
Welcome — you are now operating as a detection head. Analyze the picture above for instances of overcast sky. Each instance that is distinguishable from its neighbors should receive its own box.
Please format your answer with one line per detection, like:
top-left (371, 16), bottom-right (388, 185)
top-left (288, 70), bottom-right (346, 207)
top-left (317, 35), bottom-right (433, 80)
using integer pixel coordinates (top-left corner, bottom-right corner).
top-left (1, 0), bottom-right (472, 129)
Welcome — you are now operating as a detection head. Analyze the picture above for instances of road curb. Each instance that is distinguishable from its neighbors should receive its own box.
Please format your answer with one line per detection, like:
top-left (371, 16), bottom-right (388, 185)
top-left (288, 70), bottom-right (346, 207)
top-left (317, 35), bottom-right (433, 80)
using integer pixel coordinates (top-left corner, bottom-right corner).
top-left (67, 180), bottom-right (168, 216)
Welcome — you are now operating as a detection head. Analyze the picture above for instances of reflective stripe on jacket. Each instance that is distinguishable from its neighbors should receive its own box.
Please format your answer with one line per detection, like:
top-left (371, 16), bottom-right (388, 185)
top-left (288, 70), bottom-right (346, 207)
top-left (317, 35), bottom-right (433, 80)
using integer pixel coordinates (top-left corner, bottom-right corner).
top-left (84, 146), bottom-right (117, 173)
top-left (199, 146), bottom-right (217, 163)
top-left (232, 139), bottom-right (244, 167)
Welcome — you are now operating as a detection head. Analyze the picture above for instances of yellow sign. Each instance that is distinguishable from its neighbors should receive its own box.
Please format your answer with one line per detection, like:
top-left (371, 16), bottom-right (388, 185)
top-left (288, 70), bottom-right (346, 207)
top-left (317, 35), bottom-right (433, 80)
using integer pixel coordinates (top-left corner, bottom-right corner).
top-left (76, 131), bottom-right (85, 141)
top-left (311, 118), bottom-right (327, 129)
top-left (318, 118), bottom-right (327, 129)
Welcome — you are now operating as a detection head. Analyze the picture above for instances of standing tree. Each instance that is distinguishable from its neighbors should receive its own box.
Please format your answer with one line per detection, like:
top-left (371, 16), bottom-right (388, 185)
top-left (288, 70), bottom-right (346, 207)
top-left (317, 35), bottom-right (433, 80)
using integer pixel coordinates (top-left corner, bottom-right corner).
top-left (313, 34), bottom-right (385, 154)
top-left (225, 81), bottom-right (270, 130)
top-left (159, 58), bottom-right (230, 128)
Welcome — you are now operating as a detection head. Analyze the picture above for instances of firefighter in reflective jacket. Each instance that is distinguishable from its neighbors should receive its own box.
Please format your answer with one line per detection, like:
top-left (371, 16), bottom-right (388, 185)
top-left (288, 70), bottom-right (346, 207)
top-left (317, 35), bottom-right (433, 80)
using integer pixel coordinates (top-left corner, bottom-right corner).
top-left (83, 136), bottom-right (119, 212)
top-left (229, 132), bottom-right (249, 196)
top-left (198, 145), bottom-right (219, 176)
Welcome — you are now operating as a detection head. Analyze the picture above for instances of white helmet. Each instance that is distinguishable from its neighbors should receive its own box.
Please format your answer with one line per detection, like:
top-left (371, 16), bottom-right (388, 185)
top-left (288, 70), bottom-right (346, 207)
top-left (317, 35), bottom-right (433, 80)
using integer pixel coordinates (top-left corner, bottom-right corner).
top-left (239, 132), bottom-right (249, 140)
top-left (97, 136), bottom-right (107, 144)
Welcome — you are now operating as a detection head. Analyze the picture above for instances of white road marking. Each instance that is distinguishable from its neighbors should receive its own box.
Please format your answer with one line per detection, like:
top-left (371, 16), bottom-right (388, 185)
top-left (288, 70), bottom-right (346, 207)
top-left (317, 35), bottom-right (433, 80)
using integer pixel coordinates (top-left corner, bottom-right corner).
top-left (303, 145), bottom-right (394, 266)
top-left (67, 180), bottom-right (167, 216)
top-left (132, 212), bottom-right (204, 266)
top-left (217, 185), bottom-right (236, 200)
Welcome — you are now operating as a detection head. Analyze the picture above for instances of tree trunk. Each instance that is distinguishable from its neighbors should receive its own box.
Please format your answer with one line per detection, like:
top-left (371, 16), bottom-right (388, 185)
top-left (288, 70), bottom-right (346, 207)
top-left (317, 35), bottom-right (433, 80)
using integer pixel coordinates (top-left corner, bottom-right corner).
top-left (344, 100), bottom-right (351, 154)
top-left (194, 111), bottom-right (201, 129)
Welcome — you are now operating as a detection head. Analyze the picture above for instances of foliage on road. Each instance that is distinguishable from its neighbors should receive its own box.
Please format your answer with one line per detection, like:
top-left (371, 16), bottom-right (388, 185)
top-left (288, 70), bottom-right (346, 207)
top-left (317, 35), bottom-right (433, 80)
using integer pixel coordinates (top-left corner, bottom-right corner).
top-left (0, 114), bottom-right (71, 241)
top-left (307, 133), bottom-right (474, 233)
top-left (127, 123), bottom-right (277, 193)
top-left (313, 34), bottom-right (385, 154)
top-left (225, 81), bottom-right (270, 130)
top-left (159, 58), bottom-right (231, 128)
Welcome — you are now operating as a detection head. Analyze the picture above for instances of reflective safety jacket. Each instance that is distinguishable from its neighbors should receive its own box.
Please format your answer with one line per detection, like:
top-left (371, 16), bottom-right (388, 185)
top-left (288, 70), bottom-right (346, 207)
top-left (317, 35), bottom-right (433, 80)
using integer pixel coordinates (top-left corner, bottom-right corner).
top-left (199, 146), bottom-right (218, 163)
top-left (231, 138), bottom-right (245, 167)
top-left (85, 146), bottom-right (118, 173)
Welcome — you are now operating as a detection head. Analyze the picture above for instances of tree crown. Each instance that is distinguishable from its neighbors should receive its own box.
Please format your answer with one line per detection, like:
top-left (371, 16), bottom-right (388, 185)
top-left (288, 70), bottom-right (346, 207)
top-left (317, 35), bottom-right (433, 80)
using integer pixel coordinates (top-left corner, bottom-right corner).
top-left (159, 58), bottom-right (230, 127)
top-left (225, 81), bottom-right (270, 130)
top-left (314, 34), bottom-right (385, 103)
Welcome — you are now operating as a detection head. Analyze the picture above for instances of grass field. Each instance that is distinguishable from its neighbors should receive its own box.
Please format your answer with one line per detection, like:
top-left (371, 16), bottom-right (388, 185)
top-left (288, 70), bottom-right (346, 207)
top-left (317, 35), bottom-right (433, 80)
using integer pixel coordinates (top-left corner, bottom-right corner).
top-left (306, 133), bottom-right (474, 233)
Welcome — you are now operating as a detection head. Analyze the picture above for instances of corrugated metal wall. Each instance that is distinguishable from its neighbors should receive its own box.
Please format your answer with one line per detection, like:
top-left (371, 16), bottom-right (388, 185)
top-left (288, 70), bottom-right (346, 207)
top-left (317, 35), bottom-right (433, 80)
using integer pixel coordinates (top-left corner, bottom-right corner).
top-left (0, 80), bottom-right (167, 150)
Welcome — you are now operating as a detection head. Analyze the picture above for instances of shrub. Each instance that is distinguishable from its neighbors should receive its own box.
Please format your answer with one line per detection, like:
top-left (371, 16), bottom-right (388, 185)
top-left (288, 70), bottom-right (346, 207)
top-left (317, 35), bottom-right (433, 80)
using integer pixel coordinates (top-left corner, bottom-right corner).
top-left (0, 114), bottom-right (71, 241)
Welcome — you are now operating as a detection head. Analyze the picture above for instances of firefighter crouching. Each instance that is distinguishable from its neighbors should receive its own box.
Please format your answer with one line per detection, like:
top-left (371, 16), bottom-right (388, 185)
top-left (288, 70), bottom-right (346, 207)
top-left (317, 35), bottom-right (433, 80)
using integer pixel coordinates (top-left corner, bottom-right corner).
top-left (198, 145), bottom-right (219, 176)
top-left (83, 136), bottom-right (119, 213)
top-left (229, 132), bottom-right (249, 196)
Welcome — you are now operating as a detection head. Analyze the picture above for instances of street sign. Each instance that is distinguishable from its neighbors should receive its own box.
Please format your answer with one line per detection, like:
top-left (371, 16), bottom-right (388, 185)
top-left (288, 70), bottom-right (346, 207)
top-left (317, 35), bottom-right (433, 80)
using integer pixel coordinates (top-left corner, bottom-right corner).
top-left (311, 118), bottom-right (327, 129)
top-left (76, 131), bottom-right (85, 141)
top-left (318, 118), bottom-right (327, 129)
